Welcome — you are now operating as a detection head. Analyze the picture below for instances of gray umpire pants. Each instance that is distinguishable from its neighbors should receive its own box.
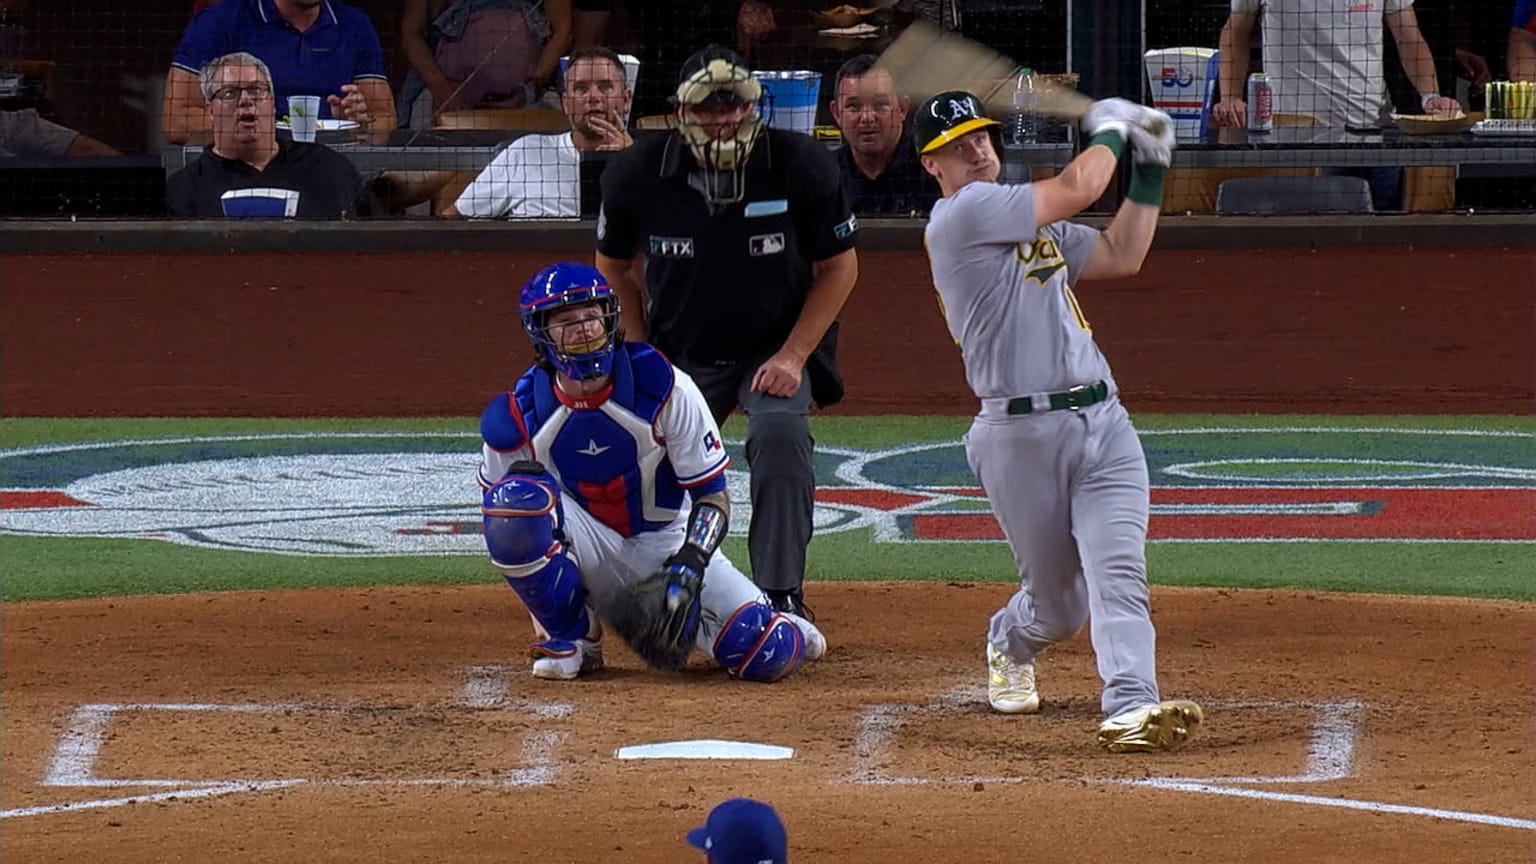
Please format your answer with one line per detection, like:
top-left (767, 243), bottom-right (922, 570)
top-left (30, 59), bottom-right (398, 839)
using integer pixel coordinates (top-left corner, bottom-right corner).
top-left (683, 362), bottom-right (815, 595)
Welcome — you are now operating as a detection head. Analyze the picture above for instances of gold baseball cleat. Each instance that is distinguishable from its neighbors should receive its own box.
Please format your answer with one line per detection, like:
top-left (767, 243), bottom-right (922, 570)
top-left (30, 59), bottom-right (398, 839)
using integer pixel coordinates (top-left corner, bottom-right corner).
top-left (986, 643), bottom-right (1040, 714)
top-left (1096, 700), bottom-right (1204, 752)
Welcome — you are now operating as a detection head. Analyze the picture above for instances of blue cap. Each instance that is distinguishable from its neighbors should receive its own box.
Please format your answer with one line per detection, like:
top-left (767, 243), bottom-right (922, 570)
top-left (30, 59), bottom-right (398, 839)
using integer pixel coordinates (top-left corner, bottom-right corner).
top-left (685, 798), bottom-right (787, 864)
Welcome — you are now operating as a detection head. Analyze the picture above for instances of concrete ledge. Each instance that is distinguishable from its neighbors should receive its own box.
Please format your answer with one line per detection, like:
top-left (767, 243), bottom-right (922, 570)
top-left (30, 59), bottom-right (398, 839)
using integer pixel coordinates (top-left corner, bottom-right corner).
top-left (2, 214), bottom-right (1534, 253)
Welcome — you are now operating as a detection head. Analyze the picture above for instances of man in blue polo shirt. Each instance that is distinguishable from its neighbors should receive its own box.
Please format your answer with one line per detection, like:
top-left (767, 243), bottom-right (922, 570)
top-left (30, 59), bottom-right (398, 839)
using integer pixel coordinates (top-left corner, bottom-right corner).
top-left (162, 0), bottom-right (396, 144)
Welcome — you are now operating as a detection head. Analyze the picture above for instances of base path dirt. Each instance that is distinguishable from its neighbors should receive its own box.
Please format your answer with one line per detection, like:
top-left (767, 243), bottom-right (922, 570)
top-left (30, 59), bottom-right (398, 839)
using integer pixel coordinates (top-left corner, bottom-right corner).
top-left (2, 583), bottom-right (1532, 863)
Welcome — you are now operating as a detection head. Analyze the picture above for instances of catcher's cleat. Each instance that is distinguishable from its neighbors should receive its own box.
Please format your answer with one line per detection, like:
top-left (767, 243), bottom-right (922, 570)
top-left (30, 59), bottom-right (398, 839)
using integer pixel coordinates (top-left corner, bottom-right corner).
top-left (986, 643), bottom-right (1040, 714)
top-left (530, 637), bottom-right (604, 680)
top-left (1097, 700), bottom-right (1204, 753)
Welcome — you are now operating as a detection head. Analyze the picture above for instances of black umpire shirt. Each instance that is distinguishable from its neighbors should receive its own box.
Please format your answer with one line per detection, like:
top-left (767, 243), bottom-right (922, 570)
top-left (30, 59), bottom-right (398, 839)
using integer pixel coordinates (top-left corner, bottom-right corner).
top-left (835, 130), bottom-right (939, 217)
top-left (166, 139), bottom-right (372, 218)
top-left (596, 128), bottom-right (858, 389)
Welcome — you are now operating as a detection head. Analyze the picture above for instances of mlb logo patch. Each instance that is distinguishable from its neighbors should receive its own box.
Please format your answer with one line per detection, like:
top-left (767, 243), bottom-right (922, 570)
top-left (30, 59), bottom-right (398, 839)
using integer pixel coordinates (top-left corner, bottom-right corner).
top-left (749, 233), bottom-right (785, 256)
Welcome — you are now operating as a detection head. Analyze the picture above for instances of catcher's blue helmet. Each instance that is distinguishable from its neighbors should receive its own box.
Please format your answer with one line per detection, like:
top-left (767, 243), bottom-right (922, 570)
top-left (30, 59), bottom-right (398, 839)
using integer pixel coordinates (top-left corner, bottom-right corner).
top-left (518, 262), bottom-right (621, 381)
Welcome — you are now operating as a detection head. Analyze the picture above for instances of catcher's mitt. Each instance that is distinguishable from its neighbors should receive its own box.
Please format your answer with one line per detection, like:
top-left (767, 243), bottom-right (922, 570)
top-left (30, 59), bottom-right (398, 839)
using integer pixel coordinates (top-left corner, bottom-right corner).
top-left (600, 562), bottom-right (704, 671)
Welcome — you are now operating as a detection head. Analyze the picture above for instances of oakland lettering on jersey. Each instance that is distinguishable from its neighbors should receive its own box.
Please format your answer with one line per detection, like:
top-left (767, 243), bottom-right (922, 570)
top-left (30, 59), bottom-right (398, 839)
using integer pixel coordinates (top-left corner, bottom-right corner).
top-left (1013, 237), bottom-right (1062, 264)
top-left (1015, 237), bottom-right (1066, 285)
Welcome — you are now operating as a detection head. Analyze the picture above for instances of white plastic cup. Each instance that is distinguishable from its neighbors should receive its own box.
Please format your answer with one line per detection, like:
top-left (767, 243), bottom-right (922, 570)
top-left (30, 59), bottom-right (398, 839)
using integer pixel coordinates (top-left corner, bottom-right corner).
top-left (287, 95), bottom-right (321, 142)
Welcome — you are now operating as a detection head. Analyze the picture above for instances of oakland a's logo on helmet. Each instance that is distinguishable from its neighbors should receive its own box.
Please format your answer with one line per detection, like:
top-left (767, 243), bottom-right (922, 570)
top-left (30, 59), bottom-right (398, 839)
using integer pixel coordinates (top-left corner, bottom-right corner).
top-left (914, 90), bottom-right (998, 154)
top-left (943, 96), bottom-right (979, 122)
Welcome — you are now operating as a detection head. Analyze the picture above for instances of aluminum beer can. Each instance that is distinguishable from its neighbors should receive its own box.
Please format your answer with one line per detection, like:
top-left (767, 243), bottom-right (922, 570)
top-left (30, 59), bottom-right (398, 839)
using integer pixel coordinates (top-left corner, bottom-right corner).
top-left (1246, 72), bottom-right (1274, 131)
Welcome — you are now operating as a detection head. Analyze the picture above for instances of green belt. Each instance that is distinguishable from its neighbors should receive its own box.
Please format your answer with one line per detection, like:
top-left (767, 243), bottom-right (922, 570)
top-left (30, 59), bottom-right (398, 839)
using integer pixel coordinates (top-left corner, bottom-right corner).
top-left (1005, 381), bottom-right (1110, 415)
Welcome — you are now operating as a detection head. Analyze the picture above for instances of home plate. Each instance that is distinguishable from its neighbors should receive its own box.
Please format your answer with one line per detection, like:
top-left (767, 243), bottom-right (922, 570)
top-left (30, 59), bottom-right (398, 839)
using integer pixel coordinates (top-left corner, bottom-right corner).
top-left (614, 739), bottom-right (795, 760)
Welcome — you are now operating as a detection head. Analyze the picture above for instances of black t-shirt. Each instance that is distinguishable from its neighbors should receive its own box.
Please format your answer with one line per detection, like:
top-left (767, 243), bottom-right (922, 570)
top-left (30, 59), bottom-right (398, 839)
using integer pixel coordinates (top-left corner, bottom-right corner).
top-left (836, 131), bottom-right (939, 217)
top-left (596, 128), bottom-right (858, 367)
top-left (166, 139), bottom-right (371, 219)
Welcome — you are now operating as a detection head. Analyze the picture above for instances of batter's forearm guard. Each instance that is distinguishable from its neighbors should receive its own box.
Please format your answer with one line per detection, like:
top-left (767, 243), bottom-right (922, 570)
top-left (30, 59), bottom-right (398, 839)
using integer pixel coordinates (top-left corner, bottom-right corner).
top-left (1127, 163), bottom-right (1167, 207)
top-left (668, 500), bottom-right (728, 573)
top-left (1087, 130), bottom-right (1128, 160)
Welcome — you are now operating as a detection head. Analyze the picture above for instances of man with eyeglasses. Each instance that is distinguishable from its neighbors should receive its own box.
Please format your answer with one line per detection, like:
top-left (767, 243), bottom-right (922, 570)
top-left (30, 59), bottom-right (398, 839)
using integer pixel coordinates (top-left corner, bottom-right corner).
top-left (443, 46), bottom-right (633, 219)
top-left (166, 52), bottom-right (376, 218)
top-left (162, 0), bottom-right (396, 145)
top-left (829, 54), bottom-right (938, 217)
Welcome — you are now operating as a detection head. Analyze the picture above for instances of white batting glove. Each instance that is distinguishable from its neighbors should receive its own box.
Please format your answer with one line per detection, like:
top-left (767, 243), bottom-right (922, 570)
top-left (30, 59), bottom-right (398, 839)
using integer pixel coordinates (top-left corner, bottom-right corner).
top-left (1127, 108), bottom-right (1177, 165)
top-left (1080, 97), bottom-right (1142, 140)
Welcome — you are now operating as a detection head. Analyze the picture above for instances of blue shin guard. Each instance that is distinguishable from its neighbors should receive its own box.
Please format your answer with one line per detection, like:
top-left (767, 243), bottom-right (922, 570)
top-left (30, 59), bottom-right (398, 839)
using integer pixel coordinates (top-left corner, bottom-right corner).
top-left (712, 602), bottom-right (807, 683)
top-left (482, 475), bottom-right (591, 642)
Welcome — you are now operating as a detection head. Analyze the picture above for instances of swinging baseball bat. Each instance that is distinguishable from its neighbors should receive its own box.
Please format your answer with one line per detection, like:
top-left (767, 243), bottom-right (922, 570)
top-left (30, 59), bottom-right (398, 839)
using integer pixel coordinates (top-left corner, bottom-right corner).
top-left (873, 21), bottom-right (1166, 135)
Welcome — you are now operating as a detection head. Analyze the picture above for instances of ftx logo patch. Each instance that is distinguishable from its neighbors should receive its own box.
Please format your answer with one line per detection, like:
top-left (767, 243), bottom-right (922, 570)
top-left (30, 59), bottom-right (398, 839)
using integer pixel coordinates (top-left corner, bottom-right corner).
top-left (649, 235), bottom-right (694, 258)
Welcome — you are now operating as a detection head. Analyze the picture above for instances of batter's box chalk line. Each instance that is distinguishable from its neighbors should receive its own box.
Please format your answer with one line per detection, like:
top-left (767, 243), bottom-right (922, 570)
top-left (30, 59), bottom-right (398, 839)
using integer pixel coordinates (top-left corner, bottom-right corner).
top-left (846, 688), bottom-right (1534, 831)
top-left (3, 681), bottom-right (573, 820)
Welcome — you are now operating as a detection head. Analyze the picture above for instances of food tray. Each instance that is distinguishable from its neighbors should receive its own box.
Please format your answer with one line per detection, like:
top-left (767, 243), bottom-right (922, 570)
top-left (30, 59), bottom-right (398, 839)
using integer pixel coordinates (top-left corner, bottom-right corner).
top-left (1469, 118), bottom-right (1536, 137)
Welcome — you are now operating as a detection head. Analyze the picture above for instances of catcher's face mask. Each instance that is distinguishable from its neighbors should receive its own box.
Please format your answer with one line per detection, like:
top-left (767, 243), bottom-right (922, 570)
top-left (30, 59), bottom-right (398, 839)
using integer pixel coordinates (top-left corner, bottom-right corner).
top-left (673, 57), bottom-right (764, 204)
top-left (519, 262), bottom-right (621, 382)
top-left (533, 299), bottom-right (619, 382)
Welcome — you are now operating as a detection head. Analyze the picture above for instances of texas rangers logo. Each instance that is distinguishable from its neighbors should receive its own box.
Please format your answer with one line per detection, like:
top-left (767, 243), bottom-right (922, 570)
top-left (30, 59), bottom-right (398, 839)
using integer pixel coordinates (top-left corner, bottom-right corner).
top-left (703, 431), bottom-right (722, 453)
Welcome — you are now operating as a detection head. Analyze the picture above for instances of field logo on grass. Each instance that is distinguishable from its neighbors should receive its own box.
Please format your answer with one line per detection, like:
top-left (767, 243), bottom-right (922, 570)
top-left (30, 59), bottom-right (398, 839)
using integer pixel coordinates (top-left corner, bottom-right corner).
top-left (1, 426), bottom-right (1532, 555)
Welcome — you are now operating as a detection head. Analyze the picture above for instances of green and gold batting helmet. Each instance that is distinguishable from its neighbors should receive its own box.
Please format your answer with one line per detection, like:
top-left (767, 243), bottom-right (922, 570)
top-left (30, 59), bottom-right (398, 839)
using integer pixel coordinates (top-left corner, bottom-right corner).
top-left (912, 90), bottom-right (1000, 155)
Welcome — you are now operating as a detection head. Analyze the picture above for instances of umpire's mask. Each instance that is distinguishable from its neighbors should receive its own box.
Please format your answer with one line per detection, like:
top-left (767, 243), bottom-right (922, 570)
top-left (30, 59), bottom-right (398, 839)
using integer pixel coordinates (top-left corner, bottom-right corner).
top-left (672, 46), bottom-right (764, 204)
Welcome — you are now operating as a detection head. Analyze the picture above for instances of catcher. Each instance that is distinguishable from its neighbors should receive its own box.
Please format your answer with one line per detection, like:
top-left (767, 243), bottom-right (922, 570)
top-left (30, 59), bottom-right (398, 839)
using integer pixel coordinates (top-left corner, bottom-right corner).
top-left (476, 261), bottom-right (826, 682)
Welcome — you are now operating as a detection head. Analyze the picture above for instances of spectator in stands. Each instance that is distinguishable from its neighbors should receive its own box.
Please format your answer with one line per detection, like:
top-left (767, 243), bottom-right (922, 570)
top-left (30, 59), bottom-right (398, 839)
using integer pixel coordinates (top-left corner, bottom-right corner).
top-left (1214, 0), bottom-right (1462, 210)
top-left (162, 0), bottom-right (396, 145)
top-left (1513, 1), bottom-right (1536, 81)
top-left (166, 52), bottom-right (376, 218)
top-left (396, 0), bottom-right (573, 129)
top-left (443, 45), bottom-right (631, 218)
top-left (1386, 0), bottom-right (1491, 115)
top-left (0, 109), bottom-right (119, 156)
top-left (828, 54), bottom-right (937, 216)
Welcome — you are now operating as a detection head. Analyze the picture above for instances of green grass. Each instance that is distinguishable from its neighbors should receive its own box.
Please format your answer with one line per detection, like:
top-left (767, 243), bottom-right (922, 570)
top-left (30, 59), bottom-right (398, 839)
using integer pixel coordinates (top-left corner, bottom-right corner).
top-left (5, 533), bottom-right (1528, 602)
top-left (3, 415), bottom-right (1532, 603)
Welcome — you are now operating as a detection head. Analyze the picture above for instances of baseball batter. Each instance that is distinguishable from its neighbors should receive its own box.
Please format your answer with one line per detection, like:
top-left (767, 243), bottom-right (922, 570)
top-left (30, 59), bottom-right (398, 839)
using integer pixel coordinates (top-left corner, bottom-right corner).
top-left (915, 91), bottom-right (1204, 752)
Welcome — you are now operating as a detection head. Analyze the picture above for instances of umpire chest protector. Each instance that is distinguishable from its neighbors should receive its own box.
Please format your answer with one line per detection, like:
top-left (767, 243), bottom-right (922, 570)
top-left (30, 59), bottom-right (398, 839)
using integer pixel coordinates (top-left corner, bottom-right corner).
top-left (596, 128), bottom-right (856, 369)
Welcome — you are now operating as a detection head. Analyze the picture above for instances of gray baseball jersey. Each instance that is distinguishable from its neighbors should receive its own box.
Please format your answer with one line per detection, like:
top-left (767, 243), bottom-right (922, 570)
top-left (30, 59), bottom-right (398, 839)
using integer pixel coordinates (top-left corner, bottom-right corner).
top-left (923, 181), bottom-right (1115, 399)
top-left (923, 179), bottom-right (1166, 721)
